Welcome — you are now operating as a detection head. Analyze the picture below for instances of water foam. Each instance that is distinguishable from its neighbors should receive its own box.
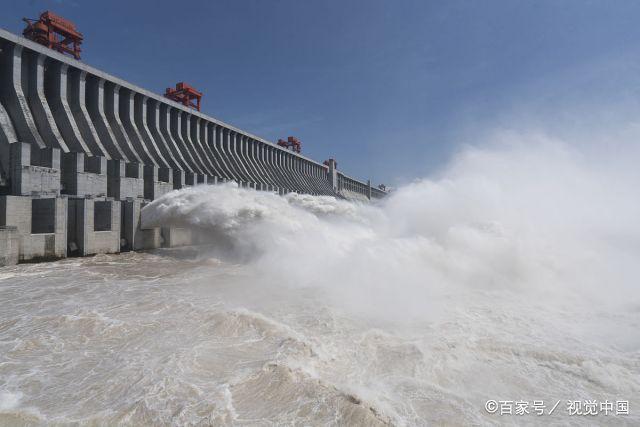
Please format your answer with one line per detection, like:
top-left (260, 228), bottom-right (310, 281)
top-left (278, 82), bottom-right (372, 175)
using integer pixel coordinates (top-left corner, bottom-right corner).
top-left (143, 133), bottom-right (640, 327)
top-left (0, 390), bottom-right (21, 411)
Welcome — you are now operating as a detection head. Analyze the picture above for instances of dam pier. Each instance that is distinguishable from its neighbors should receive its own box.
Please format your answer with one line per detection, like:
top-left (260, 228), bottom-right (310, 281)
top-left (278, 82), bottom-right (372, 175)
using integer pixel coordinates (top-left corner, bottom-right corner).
top-left (0, 22), bottom-right (385, 266)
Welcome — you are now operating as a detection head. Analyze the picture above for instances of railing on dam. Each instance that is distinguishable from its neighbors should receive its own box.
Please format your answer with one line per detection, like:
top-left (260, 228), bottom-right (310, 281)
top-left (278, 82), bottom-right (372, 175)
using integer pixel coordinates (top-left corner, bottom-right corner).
top-left (0, 27), bottom-right (387, 264)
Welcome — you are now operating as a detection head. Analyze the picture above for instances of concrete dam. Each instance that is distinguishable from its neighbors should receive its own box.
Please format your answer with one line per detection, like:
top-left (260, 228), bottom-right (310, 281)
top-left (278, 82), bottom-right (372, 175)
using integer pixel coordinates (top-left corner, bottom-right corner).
top-left (0, 26), bottom-right (386, 265)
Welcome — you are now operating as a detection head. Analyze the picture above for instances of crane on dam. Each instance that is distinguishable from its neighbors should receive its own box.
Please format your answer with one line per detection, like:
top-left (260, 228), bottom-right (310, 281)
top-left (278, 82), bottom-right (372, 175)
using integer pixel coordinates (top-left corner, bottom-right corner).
top-left (164, 82), bottom-right (203, 111)
top-left (22, 11), bottom-right (83, 60)
top-left (278, 136), bottom-right (302, 153)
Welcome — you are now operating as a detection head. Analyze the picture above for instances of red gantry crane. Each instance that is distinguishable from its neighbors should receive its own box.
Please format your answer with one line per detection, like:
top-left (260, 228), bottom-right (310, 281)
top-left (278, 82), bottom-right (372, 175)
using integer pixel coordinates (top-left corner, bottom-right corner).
top-left (22, 11), bottom-right (83, 60)
top-left (164, 82), bottom-right (203, 111)
top-left (277, 136), bottom-right (302, 153)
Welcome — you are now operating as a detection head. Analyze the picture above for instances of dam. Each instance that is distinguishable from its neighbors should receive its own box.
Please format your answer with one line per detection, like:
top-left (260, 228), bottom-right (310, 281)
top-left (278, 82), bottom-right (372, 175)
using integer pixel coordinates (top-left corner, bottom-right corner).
top-left (0, 24), bottom-right (386, 266)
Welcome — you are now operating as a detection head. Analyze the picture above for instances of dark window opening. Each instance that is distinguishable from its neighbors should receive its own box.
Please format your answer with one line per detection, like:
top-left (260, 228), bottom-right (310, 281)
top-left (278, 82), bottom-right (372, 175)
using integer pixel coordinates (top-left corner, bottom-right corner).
top-left (158, 168), bottom-right (170, 183)
top-left (125, 163), bottom-right (139, 178)
top-left (84, 156), bottom-right (102, 174)
top-left (94, 201), bottom-right (112, 231)
top-left (31, 198), bottom-right (55, 234)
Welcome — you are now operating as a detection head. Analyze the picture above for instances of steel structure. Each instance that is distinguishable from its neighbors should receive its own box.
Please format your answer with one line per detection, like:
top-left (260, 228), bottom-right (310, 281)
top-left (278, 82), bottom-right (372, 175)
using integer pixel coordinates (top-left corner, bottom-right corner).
top-left (164, 82), bottom-right (202, 111)
top-left (22, 11), bottom-right (83, 60)
top-left (277, 136), bottom-right (301, 153)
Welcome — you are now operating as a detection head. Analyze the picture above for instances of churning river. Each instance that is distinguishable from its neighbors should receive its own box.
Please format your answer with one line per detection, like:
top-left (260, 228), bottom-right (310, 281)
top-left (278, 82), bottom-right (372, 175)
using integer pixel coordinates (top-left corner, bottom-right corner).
top-left (0, 140), bottom-right (638, 426)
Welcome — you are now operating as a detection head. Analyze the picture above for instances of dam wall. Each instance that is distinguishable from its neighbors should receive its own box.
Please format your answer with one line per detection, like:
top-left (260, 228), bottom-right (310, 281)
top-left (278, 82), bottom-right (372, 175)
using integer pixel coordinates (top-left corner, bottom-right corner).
top-left (0, 28), bottom-right (386, 265)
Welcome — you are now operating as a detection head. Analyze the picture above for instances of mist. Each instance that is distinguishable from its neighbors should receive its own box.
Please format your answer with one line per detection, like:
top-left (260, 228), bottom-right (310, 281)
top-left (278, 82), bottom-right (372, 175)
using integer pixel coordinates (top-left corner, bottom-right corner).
top-left (142, 129), bottom-right (640, 340)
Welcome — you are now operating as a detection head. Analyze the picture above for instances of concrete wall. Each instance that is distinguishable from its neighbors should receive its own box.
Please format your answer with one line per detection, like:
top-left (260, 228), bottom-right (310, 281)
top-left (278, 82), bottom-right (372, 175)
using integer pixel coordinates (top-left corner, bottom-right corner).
top-left (62, 151), bottom-right (107, 197)
top-left (121, 199), bottom-right (161, 251)
top-left (0, 195), bottom-right (67, 261)
top-left (0, 27), bottom-right (387, 263)
top-left (67, 197), bottom-right (120, 256)
top-left (0, 226), bottom-right (19, 266)
top-left (10, 142), bottom-right (61, 196)
top-left (160, 227), bottom-right (193, 248)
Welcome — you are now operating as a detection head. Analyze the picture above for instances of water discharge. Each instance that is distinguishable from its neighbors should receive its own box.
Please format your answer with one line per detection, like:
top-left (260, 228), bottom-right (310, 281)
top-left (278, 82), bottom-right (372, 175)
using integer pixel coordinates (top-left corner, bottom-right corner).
top-left (1, 135), bottom-right (639, 425)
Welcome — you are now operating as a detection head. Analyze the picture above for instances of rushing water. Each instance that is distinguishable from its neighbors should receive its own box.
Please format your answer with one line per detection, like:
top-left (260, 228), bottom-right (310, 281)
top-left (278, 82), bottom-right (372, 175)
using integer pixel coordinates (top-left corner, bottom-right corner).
top-left (0, 139), bottom-right (639, 426)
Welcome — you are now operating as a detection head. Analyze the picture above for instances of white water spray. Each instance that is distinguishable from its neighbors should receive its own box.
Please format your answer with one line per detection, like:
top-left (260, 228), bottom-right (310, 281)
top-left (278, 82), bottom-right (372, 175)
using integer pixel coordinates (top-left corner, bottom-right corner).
top-left (143, 132), bottom-right (640, 325)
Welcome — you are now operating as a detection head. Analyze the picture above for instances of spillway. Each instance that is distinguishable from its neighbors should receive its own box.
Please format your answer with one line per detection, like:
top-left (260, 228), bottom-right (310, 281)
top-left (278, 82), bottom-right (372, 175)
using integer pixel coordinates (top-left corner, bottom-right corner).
top-left (0, 28), bottom-right (386, 264)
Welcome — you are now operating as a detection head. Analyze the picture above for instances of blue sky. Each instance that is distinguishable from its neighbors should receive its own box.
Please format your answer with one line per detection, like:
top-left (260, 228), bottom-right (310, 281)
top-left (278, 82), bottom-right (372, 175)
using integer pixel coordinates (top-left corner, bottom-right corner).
top-left (2, 0), bottom-right (640, 186)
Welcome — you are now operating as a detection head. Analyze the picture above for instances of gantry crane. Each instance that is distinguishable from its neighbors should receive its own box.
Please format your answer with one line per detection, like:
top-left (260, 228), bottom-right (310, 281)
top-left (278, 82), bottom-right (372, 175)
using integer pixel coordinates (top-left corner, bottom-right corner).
top-left (164, 82), bottom-right (203, 111)
top-left (278, 136), bottom-right (302, 153)
top-left (23, 11), bottom-right (83, 60)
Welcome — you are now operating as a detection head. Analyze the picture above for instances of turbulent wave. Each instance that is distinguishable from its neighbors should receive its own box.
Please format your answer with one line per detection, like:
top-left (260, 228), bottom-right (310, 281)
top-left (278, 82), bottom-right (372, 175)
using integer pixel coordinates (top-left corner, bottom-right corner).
top-left (1, 133), bottom-right (639, 425)
top-left (143, 135), bottom-right (640, 321)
